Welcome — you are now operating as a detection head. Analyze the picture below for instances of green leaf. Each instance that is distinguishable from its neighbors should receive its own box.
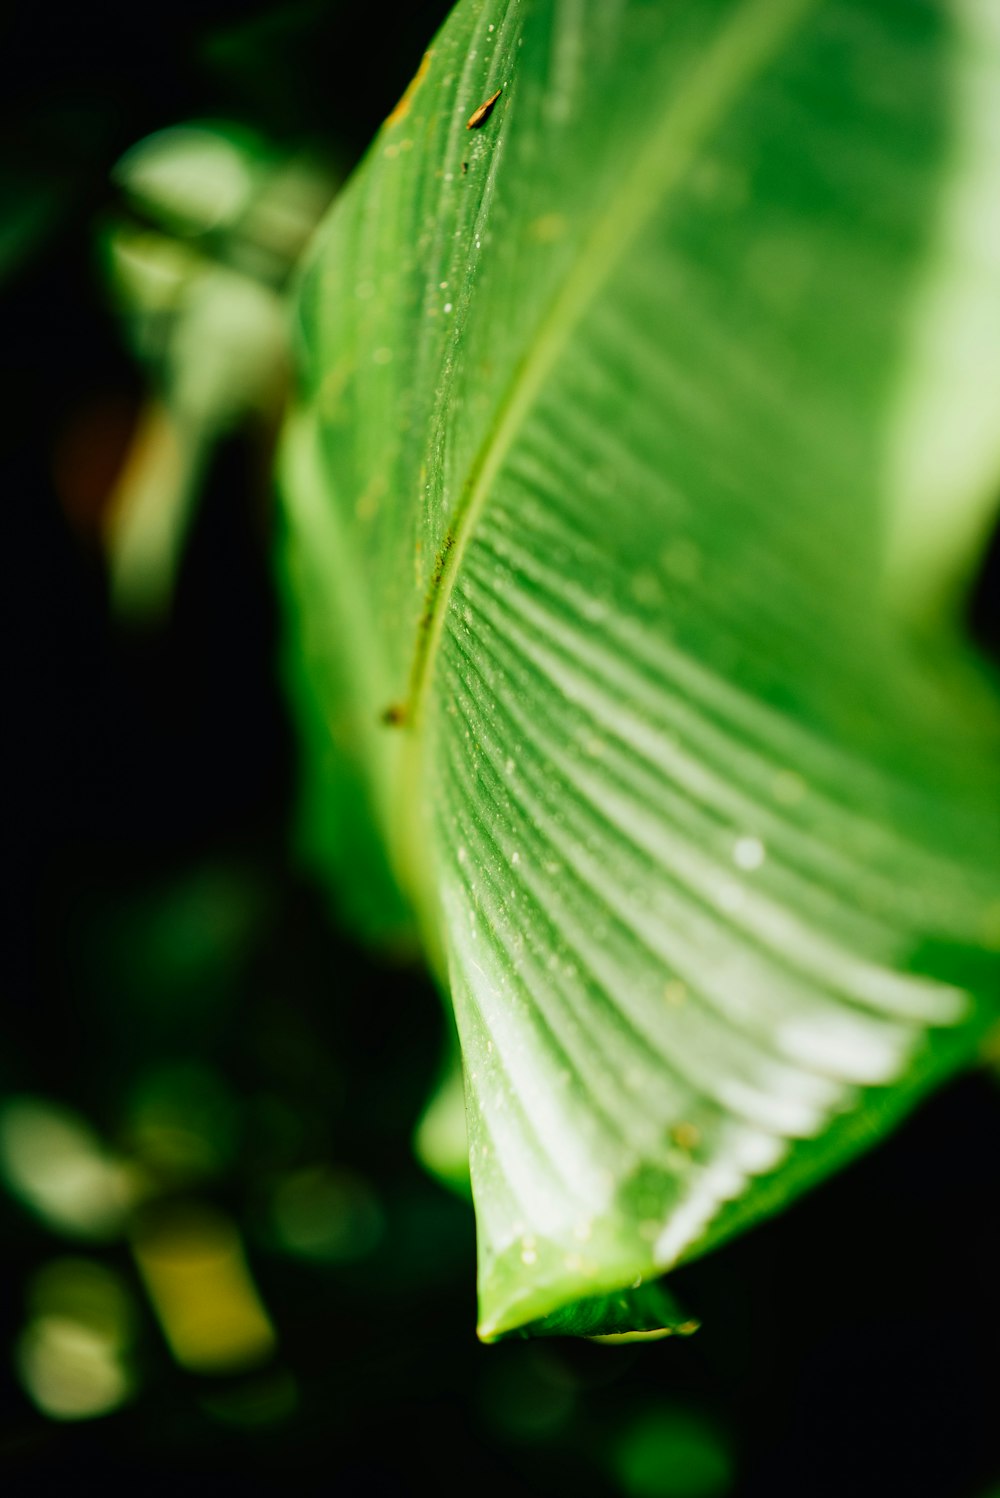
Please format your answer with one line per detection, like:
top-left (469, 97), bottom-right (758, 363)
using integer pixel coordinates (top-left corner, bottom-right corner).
top-left (281, 0), bottom-right (1000, 1339)
top-left (504, 1279), bottom-right (699, 1345)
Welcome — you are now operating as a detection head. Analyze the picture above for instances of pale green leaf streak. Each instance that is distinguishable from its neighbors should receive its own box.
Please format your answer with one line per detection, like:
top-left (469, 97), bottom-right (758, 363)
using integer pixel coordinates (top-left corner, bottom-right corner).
top-left (398, 0), bottom-right (817, 949)
top-left (883, 0), bottom-right (1000, 635)
top-left (401, 0), bottom-right (815, 737)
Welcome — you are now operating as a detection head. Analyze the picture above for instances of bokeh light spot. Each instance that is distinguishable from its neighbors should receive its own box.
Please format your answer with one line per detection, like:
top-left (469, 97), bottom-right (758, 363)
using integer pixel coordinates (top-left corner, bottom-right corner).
top-left (270, 1164), bottom-right (383, 1262)
top-left (16, 1258), bottom-right (139, 1421)
top-left (132, 1201), bottom-right (275, 1373)
top-left (0, 1097), bottom-right (135, 1239)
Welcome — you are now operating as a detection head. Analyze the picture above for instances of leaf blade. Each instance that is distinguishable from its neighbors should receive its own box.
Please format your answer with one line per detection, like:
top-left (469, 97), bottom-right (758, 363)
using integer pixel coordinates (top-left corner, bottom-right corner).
top-left (284, 0), bottom-right (1000, 1338)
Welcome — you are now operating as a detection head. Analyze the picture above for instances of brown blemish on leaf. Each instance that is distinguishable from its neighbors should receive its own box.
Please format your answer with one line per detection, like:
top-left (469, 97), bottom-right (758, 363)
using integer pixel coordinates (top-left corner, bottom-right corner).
top-left (528, 212), bottom-right (568, 243)
top-left (466, 87), bottom-right (502, 129)
top-left (414, 531), bottom-right (457, 659)
top-left (381, 703), bottom-right (409, 728)
top-left (670, 1122), bottom-right (701, 1152)
top-left (431, 528), bottom-right (456, 583)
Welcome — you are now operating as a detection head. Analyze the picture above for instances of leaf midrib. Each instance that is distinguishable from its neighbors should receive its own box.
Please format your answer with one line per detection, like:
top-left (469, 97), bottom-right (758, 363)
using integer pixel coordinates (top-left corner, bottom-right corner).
top-left (394, 0), bottom-right (816, 917)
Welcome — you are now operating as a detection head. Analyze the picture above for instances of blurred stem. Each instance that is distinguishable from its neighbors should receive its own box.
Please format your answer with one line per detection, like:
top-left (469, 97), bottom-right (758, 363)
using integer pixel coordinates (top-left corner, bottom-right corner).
top-left (103, 400), bottom-right (208, 625)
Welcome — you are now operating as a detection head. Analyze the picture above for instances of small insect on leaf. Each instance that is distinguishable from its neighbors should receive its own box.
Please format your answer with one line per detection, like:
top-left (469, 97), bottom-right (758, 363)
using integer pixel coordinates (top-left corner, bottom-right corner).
top-left (466, 87), bottom-right (502, 130)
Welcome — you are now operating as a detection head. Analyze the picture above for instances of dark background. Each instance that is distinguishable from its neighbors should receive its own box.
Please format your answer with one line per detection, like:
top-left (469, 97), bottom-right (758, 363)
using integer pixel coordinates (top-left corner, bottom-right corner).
top-left (3, 2), bottom-right (999, 1494)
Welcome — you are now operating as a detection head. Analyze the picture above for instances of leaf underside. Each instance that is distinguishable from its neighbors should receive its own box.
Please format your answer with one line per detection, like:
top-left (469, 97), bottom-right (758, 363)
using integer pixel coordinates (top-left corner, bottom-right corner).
top-left (281, 0), bottom-right (1000, 1339)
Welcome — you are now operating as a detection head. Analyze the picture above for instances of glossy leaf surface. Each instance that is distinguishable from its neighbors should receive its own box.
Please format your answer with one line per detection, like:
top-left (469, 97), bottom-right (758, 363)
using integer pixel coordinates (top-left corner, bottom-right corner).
top-left (281, 0), bottom-right (1000, 1337)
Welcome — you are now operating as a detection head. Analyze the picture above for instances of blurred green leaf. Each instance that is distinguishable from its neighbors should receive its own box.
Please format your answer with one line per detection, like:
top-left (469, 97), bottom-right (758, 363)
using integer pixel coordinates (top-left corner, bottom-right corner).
top-left (96, 864), bottom-right (268, 1014)
top-left (0, 174), bottom-right (65, 282)
top-left (509, 1281), bottom-right (698, 1346)
top-left (125, 1063), bottom-right (239, 1184)
top-left (281, 0), bottom-right (1000, 1339)
top-left (613, 1406), bottom-right (734, 1498)
top-left (269, 1163), bottom-right (384, 1261)
top-left (413, 1039), bottom-right (473, 1198)
top-left (97, 121), bottom-right (334, 623)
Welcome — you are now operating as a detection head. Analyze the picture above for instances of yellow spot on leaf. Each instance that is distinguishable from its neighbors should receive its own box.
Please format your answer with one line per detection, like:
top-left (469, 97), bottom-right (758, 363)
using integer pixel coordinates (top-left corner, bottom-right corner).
top-left (529, 213), bottom-right (568, 243)
top-left (670, 1122), bottom-right (701, 1152)
top-left (590, 1327), bottom-right (676, 1346)
top-left (386, 50), bottom-right (433, 129)
top-left (980, 898), bottom-right (1000, 952)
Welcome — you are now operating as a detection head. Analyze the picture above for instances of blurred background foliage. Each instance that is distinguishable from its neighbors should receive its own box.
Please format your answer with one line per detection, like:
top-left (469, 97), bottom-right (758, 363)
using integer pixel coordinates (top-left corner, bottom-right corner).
top-left (3, 0), bottom-right (1000, 1493)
